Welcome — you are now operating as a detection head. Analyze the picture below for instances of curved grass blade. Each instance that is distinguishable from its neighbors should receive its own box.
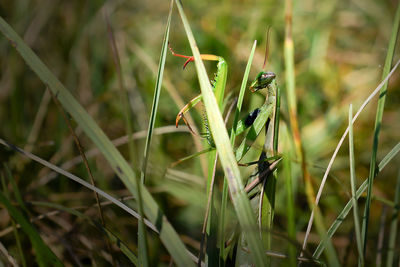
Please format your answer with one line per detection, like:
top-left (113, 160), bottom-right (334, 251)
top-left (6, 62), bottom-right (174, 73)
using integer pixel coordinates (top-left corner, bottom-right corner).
top-left (32, 201), bottom-right (138, 265)
top-left (0, 13), bottom-right (194, 267)
top-left (174, 1), bottom-right (266, 266)
top-left (313, 142), bottom-right (400, 258)
top-left (0, 192), bottom-right (63, 267)
top-left (361, 2), bottom-right (400, 255)
top-left (141, 0), bottom-right (172, 183)
top-left (302, 58), bottom-right (400, 257)
top-left (220, 40), bottom-right (257, 262)
top-left (104, 9), bottom-right (143, 265)
top-left (138, 1), bottom-right (173, 265)
top-left (386, 169), bottom-right (400, 267)
top-left (2, 165), bottom-right (28, 267)
top-left (283, 1), bottom-right (337, 264)
top-left (0, 138), bottom-right (158, 233)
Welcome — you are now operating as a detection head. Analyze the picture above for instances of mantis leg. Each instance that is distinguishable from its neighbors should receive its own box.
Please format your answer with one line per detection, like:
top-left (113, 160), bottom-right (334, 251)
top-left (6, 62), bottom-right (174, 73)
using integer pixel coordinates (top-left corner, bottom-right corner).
top-left (169, 44), bottom-right (227, 137)
top-left (175, 93), bottom-right (203, 134)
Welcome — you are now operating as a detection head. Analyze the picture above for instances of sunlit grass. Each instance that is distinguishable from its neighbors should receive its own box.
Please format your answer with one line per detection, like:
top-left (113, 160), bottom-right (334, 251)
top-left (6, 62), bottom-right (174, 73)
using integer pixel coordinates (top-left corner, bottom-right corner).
top-left (0, 0), bottom-right (399, 266)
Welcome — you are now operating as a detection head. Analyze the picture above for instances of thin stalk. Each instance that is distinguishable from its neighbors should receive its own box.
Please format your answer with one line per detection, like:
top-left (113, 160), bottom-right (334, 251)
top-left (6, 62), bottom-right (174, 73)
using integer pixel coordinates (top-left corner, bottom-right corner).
top-left (376, 206), bottom-right (387, 267)
top-left (0, 14), bottom-right (194, 265)
top-left (303, 58), bottom-right (400, 262)
top-left (199, 154), bottom-right (218, 266)
top-left (174, 1), bottom-right (266, 265)
top-left (1, 170), bottom-right (27, 267)
top-left (361, 2), bottom-right (400, 256)
top-left (219, 40), bottom-right (257, 262)
top-left (348, 104), bottom-right (363, 265)
top-left (104, 9), bottom-right (149, 266)
top-left (283, 132), bottom-right (296, 266)
top-left (284, 0), bottom-right (337, 264)
top-left (313, 142), bottom-right (400, 259)
top-left (259, 80), bottom-right (280, 262)
top-left (386, 169), bottom-right (400, 267)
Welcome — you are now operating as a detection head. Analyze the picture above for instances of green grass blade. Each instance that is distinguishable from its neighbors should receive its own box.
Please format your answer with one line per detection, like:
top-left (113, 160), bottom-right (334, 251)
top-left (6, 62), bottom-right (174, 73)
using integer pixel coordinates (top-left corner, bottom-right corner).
top-left (3, 164), bottom-right (28, 215)
top-left (174, 1), bottom-right (266, 266)
top-left (386, 169), bottom-right (400, 267)
top-left (0, 15), bottom-right (194, 267)
top-left (232, 40), bottom-right (257, 135)
top-left (171, 147), bottom-right (214, 167)
top-left (303, 58), bottom-right (400, 259)
top-left (1, 166), bottom-right (27, 267)
top-left (283, 2), bottom-right (337, 263)
top-left (203, 36), bottom-right (228, 266)
top-left (259, 81), bottom-right (281, 261)
top-left (0, 138), bottom-right (159, 232)
top-left (348, 104), bottom-right (363, 264)
top-left (219, 39), bottom-right (257, 262)
top-left (378, 143), bottom-right (400, 171)
top-left (0, 192), bottom-right (63, 267)
top-left (141, 0), bottom-right (172, 183)
top-left (283, 149), bottom-right (296, 266)
top-left (32, 201), bottom-right (138, 265)
top-left (104, 10), bottom-right (142, 265)
top-left (313, 141), bottom-right (400, 259)
top-left (361, 2), bottom-right (400, 255)
top-left (273, 82), bottom-right (281, 154)
top-left (137, 1), bottom-right (173, 265)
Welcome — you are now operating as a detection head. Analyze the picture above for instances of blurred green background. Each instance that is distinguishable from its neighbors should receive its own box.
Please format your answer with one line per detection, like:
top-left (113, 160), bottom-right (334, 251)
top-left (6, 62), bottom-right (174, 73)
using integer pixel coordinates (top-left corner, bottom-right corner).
top-left (0, 0), bottom-right (399, 265)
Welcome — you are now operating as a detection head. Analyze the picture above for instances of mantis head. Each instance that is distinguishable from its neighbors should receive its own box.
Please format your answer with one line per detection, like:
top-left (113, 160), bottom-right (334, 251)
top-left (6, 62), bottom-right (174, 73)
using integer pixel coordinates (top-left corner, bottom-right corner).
top-left (249, 27), bottom-right (276, 92)
top-left (249, 71), bottom-right (276, 92)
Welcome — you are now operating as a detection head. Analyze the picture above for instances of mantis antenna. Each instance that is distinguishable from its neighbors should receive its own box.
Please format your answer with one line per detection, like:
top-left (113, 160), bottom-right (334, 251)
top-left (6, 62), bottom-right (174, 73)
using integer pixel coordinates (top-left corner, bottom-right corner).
top-left (262, 26), bottom-right (271, 71)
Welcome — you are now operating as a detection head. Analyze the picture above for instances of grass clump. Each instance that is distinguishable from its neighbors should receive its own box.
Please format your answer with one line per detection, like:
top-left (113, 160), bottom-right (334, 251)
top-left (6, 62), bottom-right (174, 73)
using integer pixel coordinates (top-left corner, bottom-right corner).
top-left (0, 0), bottom-right (399, 266)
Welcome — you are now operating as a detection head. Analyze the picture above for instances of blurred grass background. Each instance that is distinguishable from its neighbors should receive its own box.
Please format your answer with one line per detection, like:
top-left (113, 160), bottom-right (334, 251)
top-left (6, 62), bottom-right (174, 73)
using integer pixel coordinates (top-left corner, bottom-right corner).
top-left (0, 0), bottom-right (399, 266)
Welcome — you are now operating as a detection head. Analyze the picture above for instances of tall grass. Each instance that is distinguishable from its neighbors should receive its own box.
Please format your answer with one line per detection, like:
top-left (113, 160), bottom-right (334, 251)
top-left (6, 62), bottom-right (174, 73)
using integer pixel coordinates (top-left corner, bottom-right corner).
top-left (0, 0), bottom-right (399, 266)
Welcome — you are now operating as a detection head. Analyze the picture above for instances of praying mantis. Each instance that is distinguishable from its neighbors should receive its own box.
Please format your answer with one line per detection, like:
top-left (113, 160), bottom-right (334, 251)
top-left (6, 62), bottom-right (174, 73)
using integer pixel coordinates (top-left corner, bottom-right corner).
top-left (170, 31), bottom-right (281, 264)
top-left (169, 33), bottom-right (280, 169)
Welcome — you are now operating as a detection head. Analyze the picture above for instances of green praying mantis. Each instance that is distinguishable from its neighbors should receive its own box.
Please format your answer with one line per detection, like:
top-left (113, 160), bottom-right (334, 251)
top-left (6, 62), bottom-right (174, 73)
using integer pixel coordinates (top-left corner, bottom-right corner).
top-left (170, 31), bottom-right (281, 264)
top-left (169, 32), bottom-right (280, 176)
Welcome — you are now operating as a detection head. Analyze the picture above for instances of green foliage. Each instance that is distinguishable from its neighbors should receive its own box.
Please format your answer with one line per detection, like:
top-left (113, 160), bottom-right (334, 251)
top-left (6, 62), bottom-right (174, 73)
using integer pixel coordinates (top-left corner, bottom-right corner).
top-left (0, 0), bottom-right (399, 266)
top-left (0, 192), bottom-right (63, 267)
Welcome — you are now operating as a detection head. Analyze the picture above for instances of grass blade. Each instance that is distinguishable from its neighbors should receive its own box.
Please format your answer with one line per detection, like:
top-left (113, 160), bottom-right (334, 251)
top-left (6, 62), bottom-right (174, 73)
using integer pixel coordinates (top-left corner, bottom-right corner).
top-left (313, 141), bottom-right (400, 258)
top-left (203, 28), bottom-right (228, 265)
top-left (0, 14), bottom-right (194, 266)
top-left (348, 104), bottom-right (363, 264)
top-left (0, 191), bottom-right (63, 267)
top-left (283, 1), bottom-right (337, 263)
top-left (141, 0), bottom-right (172, 183)
top-left (220, 40), bottom-right (257, 262)
top-left (174, 1), bottom-right (266, 265)
top-left (0, 138), bottom-right (159, 232)
top-left (32, 201), bottom-right (138, 265)
top-left (386, 169), bottom-right (400, 267)
top-left (303, 57), bottom-right (400, 258)
top-left (138, 1), bottom-right (173, 265)
top-left (378, 143), bottom-right (400, 171)
top-left (2, 166), bottom-right (27, 267)
top-left (259, 80), bottom-right (280, 262)
top-left (283, 148), bottom-right (296, 266)
top-left (104, 9), bottom-right (139, 265)
top-left (361, 2), bottom-right (400, 255)
top-left (232, 40), bottom-right (257, 134)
